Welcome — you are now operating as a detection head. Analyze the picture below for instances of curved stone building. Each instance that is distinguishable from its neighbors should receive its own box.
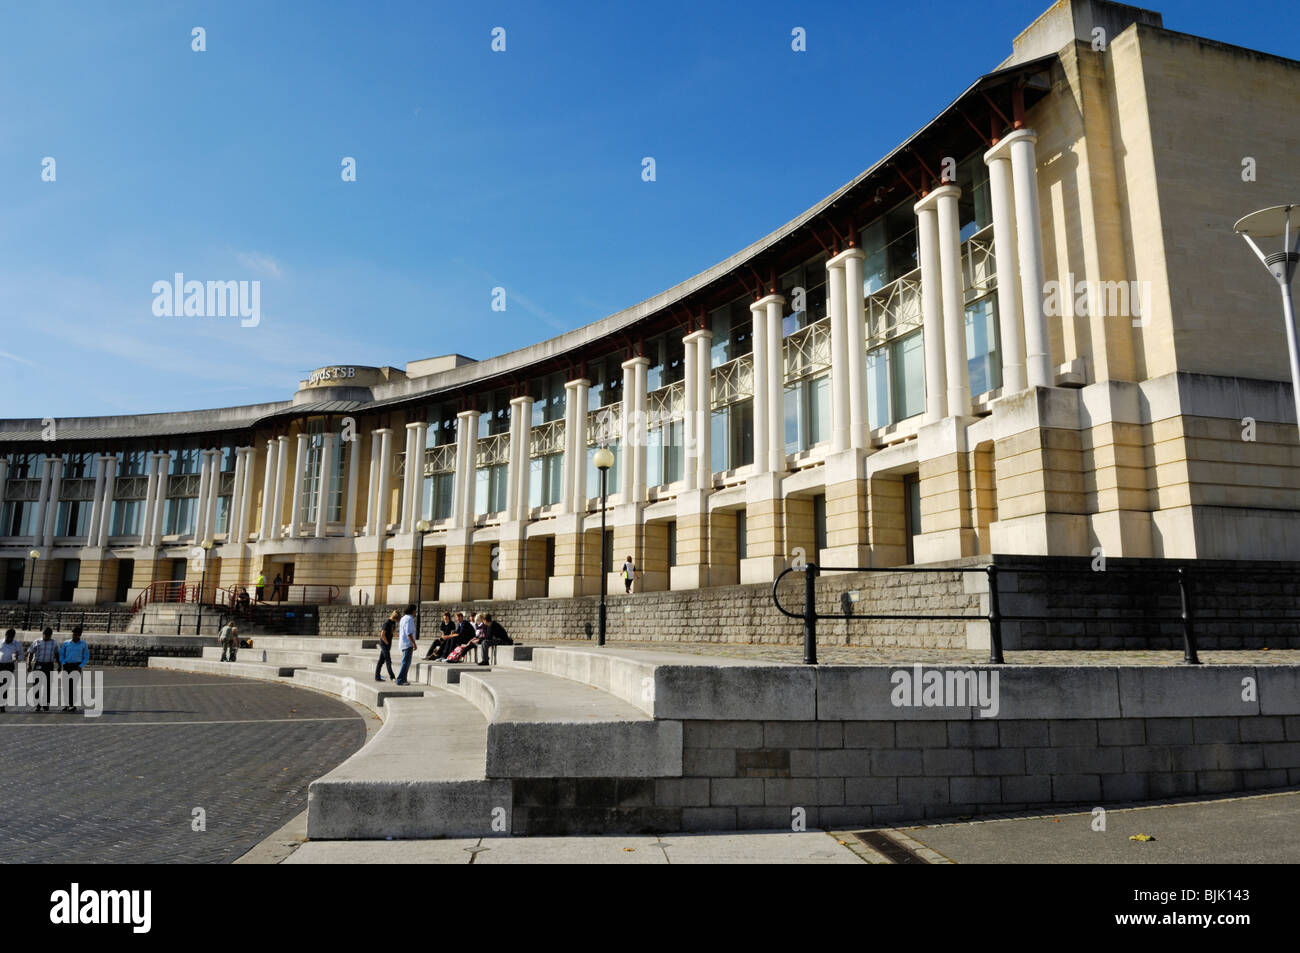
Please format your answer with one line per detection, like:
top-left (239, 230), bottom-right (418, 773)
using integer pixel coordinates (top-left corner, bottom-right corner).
top-left (4, 0), bottom-right (1300, 609)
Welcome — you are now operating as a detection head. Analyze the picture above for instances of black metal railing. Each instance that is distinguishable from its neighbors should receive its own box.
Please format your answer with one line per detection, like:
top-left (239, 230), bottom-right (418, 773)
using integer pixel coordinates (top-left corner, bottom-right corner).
top-left (770, 562), bottom-right (1300, 666)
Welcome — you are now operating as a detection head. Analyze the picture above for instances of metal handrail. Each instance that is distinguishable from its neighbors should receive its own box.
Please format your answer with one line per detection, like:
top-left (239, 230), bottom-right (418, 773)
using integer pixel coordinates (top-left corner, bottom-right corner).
top-left (768, 563), bottom-right (1255, 666)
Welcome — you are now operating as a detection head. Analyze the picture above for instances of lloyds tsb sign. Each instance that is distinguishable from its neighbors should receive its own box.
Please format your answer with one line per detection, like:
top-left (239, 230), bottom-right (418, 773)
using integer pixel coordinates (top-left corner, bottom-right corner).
top-left (308, 366), bottom-right (358, 386)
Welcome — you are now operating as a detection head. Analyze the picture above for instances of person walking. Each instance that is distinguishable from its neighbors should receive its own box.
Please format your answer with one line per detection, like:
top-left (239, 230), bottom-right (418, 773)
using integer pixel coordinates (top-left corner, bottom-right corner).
top-left (273, 573), bottom-right (283, 602)
top-left (375, 610), bottom-right (398, 682)
top-left (217, 620), bottom-right (240, 663)
top-left (0, 629), bottom-right (22, 713)
top-left (27, 627), bottom-right (59, 712)
top-left (395, 604), bottom-right (417, 685)
top-left (621, 555), bottom-right (637, 594)
top-left (58, 626), bottom-right (90, 712)
top-left (255, 572), bottom-right (266, 602)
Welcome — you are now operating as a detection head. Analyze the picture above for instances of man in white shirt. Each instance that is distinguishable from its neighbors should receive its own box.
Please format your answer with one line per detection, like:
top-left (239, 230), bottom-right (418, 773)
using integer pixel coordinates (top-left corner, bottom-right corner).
top-left (0, 629), bottom-right (22, 713)
top-left (396, 604), bottom-right (417, 685)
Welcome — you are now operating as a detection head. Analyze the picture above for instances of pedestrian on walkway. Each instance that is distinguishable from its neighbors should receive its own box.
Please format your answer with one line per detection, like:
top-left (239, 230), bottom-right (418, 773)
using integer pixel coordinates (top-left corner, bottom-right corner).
top-left (0, 628), bottom-right (21, 713)
top-left (218, 620), bottom-right (240, 663)
top-left (27, 627), bottom-right (59, 712)
top-left (59, 626), bottom-right (90, 712)
top-left (273, 573), bottom-right (283, 602)
top-left (621, 555), bottom-right (637, 594)
top-left (375, 610), bottom-right (398, 682)
top-left (255, 572), bottom-right (266, 602)
top-left (396, 604), bottom-right (417, 685)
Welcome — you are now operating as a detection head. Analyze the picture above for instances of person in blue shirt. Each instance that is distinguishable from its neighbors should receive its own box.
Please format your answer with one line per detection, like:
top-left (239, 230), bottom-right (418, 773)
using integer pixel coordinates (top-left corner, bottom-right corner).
top-left (59, 626), bottom-right (90, 712)
top-left (396, 604), bottom-right (417, 685)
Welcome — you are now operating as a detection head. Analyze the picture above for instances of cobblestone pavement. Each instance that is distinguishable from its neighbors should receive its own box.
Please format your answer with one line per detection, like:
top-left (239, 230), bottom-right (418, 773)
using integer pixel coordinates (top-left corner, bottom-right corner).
top-left (528, 639), bottom-right (1300, 666)
top-left (0, 670), bottom-right (366, 864)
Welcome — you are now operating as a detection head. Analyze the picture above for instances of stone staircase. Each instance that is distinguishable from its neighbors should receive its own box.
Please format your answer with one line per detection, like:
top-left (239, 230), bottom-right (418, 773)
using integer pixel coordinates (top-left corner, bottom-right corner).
top-left (148, 635), bottom-right (714, 837)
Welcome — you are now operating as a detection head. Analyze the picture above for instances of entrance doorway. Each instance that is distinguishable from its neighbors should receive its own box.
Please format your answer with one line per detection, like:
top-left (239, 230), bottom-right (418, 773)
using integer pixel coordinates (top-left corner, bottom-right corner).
top-left (903, 473), bottom-right (921, 564)
top-left (4, 559), bottom-right (24, 601)
top-left (59, 560), bottom-right (80, 602)
top-left (114, 559), bottom-right (135, 603)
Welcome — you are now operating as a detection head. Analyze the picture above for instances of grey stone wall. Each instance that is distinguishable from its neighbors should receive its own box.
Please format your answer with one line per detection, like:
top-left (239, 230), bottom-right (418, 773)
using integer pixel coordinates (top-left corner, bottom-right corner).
top-left (507, 714), bottom-right (1300, 834)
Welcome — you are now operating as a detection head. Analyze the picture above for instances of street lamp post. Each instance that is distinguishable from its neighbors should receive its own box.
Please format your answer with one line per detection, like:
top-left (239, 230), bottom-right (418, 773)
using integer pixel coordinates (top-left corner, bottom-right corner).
top-left (23, 549), bottom-right (39, 631)
top-left (194, 540), bottom-right (214, 635)
top-left (593, 446), bottom-right (615, 647)
top-left (414, 519), bottom-right (430, 638)
top-left (1234, 204), bottom-right (1300, 440)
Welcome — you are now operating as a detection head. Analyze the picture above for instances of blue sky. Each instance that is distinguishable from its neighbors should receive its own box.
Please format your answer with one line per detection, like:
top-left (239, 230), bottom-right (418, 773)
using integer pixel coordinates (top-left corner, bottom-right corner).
top-left (1, 0), bottom-right (1294, 419)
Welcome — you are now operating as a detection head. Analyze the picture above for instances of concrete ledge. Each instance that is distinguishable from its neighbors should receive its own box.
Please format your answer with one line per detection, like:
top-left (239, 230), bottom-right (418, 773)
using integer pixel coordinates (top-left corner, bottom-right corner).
top-left (147, 656), bottom-right (303, 680)
top-left (292, 668), bottom-right (426, 716)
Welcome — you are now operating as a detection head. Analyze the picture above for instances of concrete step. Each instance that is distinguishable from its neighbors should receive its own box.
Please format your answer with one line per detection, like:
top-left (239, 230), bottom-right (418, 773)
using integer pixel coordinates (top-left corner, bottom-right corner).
top-left (445, 666), bottom-right (682, 778)
top-left (291, 668), bottom-right (426, 717)
top-left (147, 656), bottom-right (304, 680)
top-left (199, 646), bottom-right (339, 666)
top-left (237, 635), bottom-right (376, 653)
top-left (307, 694), bottom-right (509, 839)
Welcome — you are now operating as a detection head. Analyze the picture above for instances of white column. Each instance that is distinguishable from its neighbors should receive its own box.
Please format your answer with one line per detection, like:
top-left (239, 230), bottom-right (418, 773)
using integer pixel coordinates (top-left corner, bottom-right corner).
top-left (935, 184), bottom-right (972, 418)
top-left (572, 383), bottom-right (589, 511)
top-left (288, 434), bottom-right (308, 538)
top-left (456, 410), bottom-right (480, 526)
top-left (398, 424), bottom-right (416, 533)
top-left (42, 457), bottom-right (63, 547)
top-left (685, 329), bottom-right (713, 489)
top-left (914, 196), bottom-right (947, 422)
top-left (1006, 129), bottom-right (1051, 389)
top-left (141, 454), bottom-right (159, 547)
top-left (842, 249), bottom-right (869, 449)
top-left (32, 460), bottom-right (53, 546)
top-left (315, 433), bottom-right (337, 538)
top-left (235, 447), bottom-right (255, 543)
top-left (563, 381), bottom-right (589, 511)
top-left (97, 455), bottom-right (117, 548)
top-left (229, 449), bottom-right (246, 542)
top-left (344, 434), bottom-right (360, 537)
top-left (619, 360), bottom-right (637, 501)
top-left (192, 450), bottom-right (211, 544)
top-left (750, 301), bottom-right (770, 474)
top-left (826, 258), bottom-right (851, 453)
top-left (508, 396), bottom-right (533, 521)
top-left (259, 440), bottom-right (278, 540)
top-left (631, 358), bottom-right (650, 501)
top-left (984, 140), bottom-right (1027, 394)
top-left (683, 334), bottom-right (699, 491)
top-left (374, 429), bottom-right (393, 534)
top-left (88, 459), bottom-right (107, 545)
top-left (764, 295), bottom-right (786, 473)
top-left (272, 435), bottom-right (290, 540)
top-left (203, 451), bottom-right (221, 544)
top-left (405, 422), bottom-right (428, 530)
top-left (152, 454), bottom-right (171, 544)
top-left (364, 430), bottom-right (382, 535)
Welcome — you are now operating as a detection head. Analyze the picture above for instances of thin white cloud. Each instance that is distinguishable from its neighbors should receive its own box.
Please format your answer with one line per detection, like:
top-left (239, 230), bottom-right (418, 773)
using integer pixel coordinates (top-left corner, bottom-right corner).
top-left (235, 251), bottom-right (284, 279)
top-left (0, 350), bottom-right (35, 366)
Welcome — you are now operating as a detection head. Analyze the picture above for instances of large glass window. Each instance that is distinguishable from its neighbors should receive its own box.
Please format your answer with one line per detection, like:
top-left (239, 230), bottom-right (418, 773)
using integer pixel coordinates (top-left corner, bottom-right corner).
top-left (111, 500), bottom-right (142, 537)
top-left (528, 453), bottom-right (563, 508)
top-left (2, 501), bottom-right (35, 537)
top-left (711, 399), bottom-right (753, 473)
top-left (956, 153), bottom-right (993, 240)
top-left (62, 453), bottom-right (96, 479)
top-left (646, 333), bottom-right (686, 392)
top-left (423, 471), bottom-right (455, 521)
top-left (780, 256), bottom-right (829, 336)
top-left (858, 201), bottom-right (919, 295)
top-left (171, 448), bottom-right (201, 476)
top-left (7, 454), bottom-right (43, 480)
top-left (302, 431), bottom-right (344, 525)
top-left (965, 297), bottom-right (1001, 397)
top-left (532, 373), bottom-right (566, 426)
top-left (474, 464), bottom-right (509, 516)
top-left (892, 331), bottom-right (926, 421)
top-left (585, 442), bottom-right (620, 499)
top-left (784, 374), bottom-right (830, 454)
top-left (163, 497), bottom-right (196, 536)
top-left (56, 500), bottom-right (90, 537)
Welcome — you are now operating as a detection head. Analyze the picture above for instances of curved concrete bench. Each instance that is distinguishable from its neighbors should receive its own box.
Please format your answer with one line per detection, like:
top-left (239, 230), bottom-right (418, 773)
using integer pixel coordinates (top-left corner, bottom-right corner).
top-left (447, 667), bottom-right (682, 778)
top-left (307, 693), bottom-right (511, 839)
top-left (199, 646), bottom-right (338, 666)
top-left (148, 656), bottom-right (305, 680)
top-left (291, 668), bottom-right (425, 717)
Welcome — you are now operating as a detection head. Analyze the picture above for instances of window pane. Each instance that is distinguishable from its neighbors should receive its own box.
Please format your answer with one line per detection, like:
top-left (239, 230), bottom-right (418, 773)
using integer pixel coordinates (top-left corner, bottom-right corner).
top-left (646, 428), bottom-right (662, 488)
top-left (663, 421), bottom-right (682, 483)
top-left (711, 409), bottom-right (728, 474)
top-left (730, 399), bottom-right (753, 468)
top-left (965, 297), bottom-right (1001, 397)
top-left (894, 331), bottom-right (927, 421)
top-left (866, 347), bottom-right (891, 431)
top-left (810, 374), bottom-right (831, 446)
top-left (474, 467), bottom-right (489, 516)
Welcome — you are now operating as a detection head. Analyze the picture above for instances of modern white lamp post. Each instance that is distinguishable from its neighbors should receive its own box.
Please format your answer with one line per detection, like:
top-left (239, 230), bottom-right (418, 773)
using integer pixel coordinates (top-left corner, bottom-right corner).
top-left (1234, 204), bottom-right (1300, 439)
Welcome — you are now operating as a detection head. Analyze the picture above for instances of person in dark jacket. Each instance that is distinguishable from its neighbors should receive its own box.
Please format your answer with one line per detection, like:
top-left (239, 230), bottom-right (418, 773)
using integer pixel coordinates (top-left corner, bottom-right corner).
top-left (425, 610), bottom-right (455, 660)
top-left (472, 613), bottom-right (512, 666)
top-left (439, 611), bottom-right (476, 663)
top-left (375, 610), bottom-right (398, 682)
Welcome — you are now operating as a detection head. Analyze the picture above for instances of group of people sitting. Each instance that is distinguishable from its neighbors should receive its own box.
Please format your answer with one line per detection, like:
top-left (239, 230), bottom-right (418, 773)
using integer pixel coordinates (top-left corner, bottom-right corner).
top-left (377, 606), bottom-right (513, 685)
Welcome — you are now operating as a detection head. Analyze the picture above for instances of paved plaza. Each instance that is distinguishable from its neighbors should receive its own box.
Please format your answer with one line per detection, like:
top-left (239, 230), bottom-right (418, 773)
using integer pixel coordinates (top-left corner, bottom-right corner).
top-left (0, 669), bottom-right (367, 864)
